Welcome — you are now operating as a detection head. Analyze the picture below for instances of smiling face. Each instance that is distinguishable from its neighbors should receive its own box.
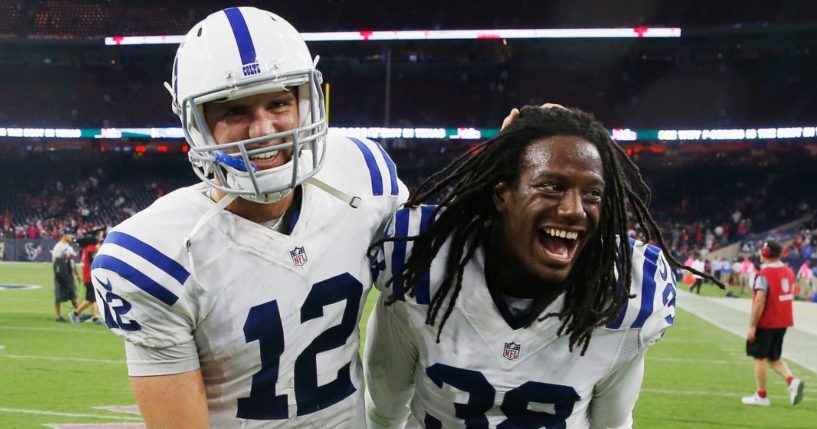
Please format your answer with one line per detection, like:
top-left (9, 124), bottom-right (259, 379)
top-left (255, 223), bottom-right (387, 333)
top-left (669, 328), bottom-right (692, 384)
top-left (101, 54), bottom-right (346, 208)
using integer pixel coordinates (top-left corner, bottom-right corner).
top-left (203, 90), bottom-right (299, 171)
top-left (492, 135), bottom-right (605, 287)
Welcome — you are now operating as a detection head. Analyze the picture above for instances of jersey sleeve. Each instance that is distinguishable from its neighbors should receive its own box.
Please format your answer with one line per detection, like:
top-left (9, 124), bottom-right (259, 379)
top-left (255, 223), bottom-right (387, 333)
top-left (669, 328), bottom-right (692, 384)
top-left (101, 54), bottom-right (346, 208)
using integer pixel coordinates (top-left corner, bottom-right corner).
top-left (322, 136), bottom-right (408, 208)
top-left (364, 292), bottom-right (418, 429)
top-left (346, 136), bottom-right (409, 237)
top-left (589, 348), bottom-right (645, 429)
top-left (605, 240), bottom-right (677, 349)
top-left (753, 274), bottom-right (769, 293)
top-left (321, 135), bottom-right (409, 242)
top-left (91, 229), bottom-right (200, 376)
top-left (369, 205), bottom-right (438, 296)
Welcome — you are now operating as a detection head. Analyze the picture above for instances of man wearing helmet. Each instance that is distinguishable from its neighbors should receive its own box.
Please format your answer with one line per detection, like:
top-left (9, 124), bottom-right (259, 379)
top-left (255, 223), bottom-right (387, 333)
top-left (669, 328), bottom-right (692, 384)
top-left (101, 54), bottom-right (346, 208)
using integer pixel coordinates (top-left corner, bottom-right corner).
top-left (91, 7), bottom-right (407, 427)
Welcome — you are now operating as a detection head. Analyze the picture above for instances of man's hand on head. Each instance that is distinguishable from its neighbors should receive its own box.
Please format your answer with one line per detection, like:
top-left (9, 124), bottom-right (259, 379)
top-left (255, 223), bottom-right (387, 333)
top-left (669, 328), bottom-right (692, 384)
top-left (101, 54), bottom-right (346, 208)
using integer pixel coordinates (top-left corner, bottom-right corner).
top-left (500, 103), bottom-right (567, 131)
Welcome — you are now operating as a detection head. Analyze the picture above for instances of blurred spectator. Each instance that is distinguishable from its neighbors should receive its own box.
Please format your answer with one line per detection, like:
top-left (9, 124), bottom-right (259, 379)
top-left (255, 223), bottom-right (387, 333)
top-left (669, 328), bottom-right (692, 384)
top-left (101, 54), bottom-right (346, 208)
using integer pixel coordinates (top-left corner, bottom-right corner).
top-left (689, 253), bottom-right (706, 294)
top-left (740, 256), bottom-right (757, 294)
top-left (797, 261), bottom-right (814, 300)
top-left (51, 226), bottom-right (80, 322)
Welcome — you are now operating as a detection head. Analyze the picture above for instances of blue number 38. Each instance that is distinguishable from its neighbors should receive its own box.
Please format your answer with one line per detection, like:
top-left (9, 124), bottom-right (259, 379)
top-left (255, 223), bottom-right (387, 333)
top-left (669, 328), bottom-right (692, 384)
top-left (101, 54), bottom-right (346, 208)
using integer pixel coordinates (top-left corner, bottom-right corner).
top-left (424, 363), bottom-right (580, 429)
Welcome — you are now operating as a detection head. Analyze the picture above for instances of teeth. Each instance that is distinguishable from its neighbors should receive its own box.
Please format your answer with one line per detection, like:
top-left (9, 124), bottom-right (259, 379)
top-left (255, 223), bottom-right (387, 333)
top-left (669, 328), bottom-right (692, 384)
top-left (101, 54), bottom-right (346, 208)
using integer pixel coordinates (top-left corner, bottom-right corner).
top-left (250, 151), bottom-right (278, 160)
top-left (545, 228), bottom-right (578, 240)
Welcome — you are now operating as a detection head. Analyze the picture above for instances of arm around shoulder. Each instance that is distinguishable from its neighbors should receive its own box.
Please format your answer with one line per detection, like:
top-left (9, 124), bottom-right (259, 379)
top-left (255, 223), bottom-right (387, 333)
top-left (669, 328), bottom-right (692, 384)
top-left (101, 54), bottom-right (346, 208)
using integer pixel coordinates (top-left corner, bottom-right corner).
top-left (364, 293), bottom-right (417, 429)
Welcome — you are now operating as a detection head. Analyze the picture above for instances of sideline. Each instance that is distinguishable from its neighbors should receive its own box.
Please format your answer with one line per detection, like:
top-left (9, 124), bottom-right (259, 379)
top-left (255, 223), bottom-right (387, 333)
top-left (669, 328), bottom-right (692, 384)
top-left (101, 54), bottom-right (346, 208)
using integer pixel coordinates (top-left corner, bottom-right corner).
top-left (0, 353), bottom-right (124, 364)
top-left (642, 387), bottom-right (816, 402)
top-left (0, 407), bottom-right (142, 421)
top-left (676, 289), bottom-right (817, 375)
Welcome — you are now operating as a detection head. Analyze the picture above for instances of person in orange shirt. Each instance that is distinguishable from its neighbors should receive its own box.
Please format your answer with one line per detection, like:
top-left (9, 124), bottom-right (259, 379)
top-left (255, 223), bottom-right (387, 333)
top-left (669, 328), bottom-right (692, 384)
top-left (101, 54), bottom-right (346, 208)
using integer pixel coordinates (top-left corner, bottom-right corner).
top-left (742, 240), bottom-right (804, 407)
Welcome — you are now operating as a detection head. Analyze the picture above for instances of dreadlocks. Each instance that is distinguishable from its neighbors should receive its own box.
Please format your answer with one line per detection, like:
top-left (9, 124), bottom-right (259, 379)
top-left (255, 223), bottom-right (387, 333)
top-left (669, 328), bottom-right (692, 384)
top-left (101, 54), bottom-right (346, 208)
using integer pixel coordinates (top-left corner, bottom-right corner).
top-left (374, 105), bottom-right (721, 354)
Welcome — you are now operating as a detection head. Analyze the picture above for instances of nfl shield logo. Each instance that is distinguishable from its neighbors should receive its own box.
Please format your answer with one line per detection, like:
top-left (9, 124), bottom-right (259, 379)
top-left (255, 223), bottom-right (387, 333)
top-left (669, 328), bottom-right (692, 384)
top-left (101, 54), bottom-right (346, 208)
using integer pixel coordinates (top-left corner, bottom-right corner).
top-left (503, 342), bottom-right (521, 360)
top-left (290, 247), bottom-right (308, 266)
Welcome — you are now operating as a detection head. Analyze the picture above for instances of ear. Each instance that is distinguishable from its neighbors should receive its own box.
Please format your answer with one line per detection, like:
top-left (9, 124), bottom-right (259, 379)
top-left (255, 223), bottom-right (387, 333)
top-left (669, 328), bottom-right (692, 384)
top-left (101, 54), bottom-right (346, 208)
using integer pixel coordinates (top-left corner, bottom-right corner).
top-left (492, 181), bottom-right (511, 214)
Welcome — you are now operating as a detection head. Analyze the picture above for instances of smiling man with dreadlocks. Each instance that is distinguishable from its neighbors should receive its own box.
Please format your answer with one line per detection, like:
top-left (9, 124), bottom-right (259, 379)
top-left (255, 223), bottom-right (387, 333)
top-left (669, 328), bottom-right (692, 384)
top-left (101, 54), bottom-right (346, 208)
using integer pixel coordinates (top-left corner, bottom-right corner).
top-left (364, 106), bottom-right (715, 429)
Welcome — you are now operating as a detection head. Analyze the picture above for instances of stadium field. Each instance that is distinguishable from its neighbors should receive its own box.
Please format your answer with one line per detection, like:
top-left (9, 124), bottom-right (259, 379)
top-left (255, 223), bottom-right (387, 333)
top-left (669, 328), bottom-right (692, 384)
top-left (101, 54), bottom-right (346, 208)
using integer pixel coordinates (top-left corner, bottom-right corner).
top-left (1, 262), bottom-right (814, 428)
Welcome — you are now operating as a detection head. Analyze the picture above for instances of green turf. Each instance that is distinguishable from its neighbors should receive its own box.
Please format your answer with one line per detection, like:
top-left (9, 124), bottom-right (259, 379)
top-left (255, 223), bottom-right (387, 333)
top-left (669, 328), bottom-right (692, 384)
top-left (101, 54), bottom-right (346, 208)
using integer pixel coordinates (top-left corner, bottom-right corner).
top-left (1, 262), bottom-right (814, 428)
top-left (636, 304), bottom-right (817, 428)
top-left (681, 281), bottom-right (755, 299)
top-left (0, 262), bottom-right (138, 429)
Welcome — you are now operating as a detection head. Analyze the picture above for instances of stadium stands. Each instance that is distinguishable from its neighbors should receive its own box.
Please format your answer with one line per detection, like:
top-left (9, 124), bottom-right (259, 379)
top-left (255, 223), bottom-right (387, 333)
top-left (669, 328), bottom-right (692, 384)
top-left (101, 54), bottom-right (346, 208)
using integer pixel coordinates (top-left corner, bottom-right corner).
top-left (1, 141), bottom-right (815, 260)
top-left (1, 1), bottom-right (816, 37)
top-left (0, 0), bottom-right (815, 266)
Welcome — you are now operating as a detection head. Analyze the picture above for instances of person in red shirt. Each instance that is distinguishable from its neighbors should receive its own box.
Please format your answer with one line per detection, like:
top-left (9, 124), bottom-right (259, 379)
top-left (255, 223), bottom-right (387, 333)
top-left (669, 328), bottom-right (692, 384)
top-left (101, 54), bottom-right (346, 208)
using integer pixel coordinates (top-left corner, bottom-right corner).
top-left (742, 240), bottom-right (804, 407)
top-left (68, 229), bottom-right (104, 324)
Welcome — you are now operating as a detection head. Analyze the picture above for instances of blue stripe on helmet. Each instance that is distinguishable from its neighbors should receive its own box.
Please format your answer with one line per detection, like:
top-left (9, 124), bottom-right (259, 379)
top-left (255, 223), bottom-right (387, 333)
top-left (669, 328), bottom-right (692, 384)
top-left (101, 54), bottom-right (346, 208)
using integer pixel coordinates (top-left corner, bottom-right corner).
top-left (223, 7), bottom-right (257, 67)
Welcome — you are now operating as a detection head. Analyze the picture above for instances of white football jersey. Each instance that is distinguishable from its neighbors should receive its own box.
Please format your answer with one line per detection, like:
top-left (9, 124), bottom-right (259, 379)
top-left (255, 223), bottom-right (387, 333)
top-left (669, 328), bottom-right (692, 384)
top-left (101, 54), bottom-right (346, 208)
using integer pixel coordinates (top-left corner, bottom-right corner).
top-left (91, 136), bottom-right (407, 428)
top-left (365, 206), bottom-right (676, 429)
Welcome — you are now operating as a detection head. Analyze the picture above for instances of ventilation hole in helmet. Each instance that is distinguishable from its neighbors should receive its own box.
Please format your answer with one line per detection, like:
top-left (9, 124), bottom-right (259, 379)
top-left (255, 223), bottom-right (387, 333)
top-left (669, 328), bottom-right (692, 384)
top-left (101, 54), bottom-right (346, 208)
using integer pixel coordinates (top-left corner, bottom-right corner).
top-left (267, 13), bottom-right (277, 22)
top-left (197, 27), bottom-right (203, 37)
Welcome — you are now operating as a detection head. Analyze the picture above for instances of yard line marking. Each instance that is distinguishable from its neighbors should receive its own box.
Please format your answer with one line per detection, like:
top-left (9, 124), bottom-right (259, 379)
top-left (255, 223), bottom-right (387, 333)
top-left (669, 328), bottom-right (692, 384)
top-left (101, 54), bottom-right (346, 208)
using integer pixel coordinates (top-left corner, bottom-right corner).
top-left (641, 388), bottom-right (817, 401)
top-left (0, 407), bottom-right (142, 421)
top-left (45, 424), bottom-right (145, 429)
top-left (0, 326), bottom-right (111, 335)
top-left (658, 338), bottom-right (725, 344)
top-left (0, 354), bottom-right (124, 364)
top-left (44, 406), bottom-right (145, 429)
top-left (651, 357), bottom-right (749, 365)
top-left (92, 406), bottom-right (141, 415)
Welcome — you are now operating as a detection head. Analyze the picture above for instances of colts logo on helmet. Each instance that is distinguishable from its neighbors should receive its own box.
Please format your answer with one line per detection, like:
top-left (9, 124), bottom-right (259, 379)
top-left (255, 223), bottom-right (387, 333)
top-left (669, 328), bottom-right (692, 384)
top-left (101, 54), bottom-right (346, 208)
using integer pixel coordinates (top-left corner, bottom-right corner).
top-left (242, 62), bottom-right (261, 76)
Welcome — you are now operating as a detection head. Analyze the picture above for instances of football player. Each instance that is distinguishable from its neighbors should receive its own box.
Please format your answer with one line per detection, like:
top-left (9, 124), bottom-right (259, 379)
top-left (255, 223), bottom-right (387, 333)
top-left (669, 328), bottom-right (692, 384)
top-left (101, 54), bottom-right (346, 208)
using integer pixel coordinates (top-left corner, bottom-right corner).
top-left (365, 106), bottom-right (713, 428)
top-left (91, 7), bottom-right (407, 427)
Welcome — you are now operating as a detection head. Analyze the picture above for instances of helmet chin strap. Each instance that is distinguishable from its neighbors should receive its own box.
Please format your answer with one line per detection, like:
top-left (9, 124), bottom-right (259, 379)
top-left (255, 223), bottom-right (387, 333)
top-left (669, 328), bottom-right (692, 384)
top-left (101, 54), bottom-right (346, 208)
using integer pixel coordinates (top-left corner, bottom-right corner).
top-left (184, 192), bottom-right (237, 287)
top-left (183, 177), bottom-right (359, 286)
top-left (239, 176), bottom-right (360, 208)
top-left (304, 177), bottom-right (361, 208)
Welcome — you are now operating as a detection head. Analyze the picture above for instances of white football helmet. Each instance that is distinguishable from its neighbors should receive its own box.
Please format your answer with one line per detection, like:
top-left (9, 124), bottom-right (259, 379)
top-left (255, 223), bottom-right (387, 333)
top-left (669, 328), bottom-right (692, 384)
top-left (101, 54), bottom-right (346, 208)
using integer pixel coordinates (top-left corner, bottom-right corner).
top-left (170, 6), bottom-right (327, 203)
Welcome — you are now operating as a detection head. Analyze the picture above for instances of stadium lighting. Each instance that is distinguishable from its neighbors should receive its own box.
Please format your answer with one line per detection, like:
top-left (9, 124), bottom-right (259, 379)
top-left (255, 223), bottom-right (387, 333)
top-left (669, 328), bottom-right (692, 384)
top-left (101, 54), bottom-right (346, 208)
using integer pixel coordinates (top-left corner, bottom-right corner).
top-left (2, 126), bottom-right (816, 141)
top-left (104, 27), bottom-right (681, 45)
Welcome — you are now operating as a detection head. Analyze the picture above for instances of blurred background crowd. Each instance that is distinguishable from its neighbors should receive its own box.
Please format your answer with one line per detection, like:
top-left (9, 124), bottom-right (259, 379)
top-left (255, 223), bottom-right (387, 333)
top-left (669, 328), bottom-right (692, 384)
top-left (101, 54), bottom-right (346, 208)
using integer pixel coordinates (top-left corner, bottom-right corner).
top-left (1, 0), bottom-right (816, 298)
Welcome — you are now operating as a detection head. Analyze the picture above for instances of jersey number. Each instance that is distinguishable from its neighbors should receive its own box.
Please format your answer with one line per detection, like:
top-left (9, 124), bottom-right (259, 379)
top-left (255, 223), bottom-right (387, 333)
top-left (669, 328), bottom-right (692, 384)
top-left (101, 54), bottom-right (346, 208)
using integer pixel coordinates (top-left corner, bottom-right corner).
top-left (425, 363), bottom-right (580, 429)
top-left (96, 278), bottom-right (141, 331)
top-left (237, 273), bottom-right (363, 420)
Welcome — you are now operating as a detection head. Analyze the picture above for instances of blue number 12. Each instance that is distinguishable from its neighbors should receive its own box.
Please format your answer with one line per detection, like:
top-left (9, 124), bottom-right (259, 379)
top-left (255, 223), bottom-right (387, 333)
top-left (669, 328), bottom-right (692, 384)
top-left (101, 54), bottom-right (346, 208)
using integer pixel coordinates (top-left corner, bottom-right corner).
top-left (237, 273), bottom-right (363, 420)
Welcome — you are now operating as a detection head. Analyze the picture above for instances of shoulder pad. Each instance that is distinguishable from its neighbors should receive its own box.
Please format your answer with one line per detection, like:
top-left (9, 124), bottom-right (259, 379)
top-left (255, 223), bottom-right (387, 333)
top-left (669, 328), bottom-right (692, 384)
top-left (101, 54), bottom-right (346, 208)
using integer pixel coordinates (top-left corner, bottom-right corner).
top-left (606, 240), bottom-right (676, 347)
top-left (321, 136), bottom-right (403, 198)
top-left (370, 205), bottom-right (437, 304)
top-left (91, 227), bottom-right (194, 348)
